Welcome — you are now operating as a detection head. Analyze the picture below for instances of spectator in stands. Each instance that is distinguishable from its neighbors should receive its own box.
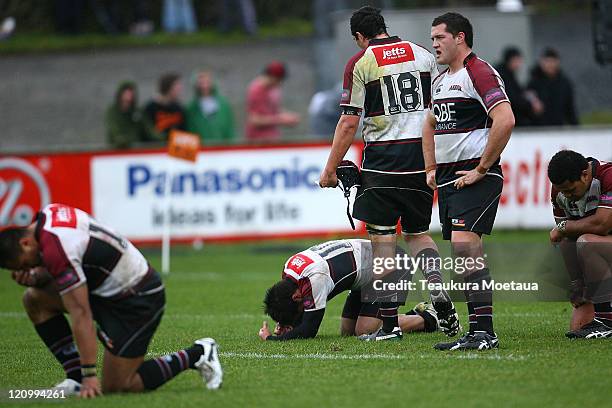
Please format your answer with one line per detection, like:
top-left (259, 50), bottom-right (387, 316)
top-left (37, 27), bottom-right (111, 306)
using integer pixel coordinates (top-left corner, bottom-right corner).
top-left (495, 47), bottom-right (543, 127)
top-left (218, 0), bottom-right (257, 35)
top-left (105, 81), bottom-right (159, 149)
top-left (245, 61), bottom-right (300, 143)
top-left (185, 70), bottom-right (235, 143)
top-left (144, 73), bottom-right (187, 139)
top-left (162, 0), bottom-right (197, 33)
top-left (527, 47), bottom-right (579, 126)
top-left (308, 82), bottom-right (343, 139)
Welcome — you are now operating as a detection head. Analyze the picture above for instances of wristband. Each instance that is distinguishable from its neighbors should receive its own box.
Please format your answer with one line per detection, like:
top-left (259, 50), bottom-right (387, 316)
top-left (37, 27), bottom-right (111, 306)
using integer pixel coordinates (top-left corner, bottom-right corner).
top-left (425, 164), bottom-right (436, 172)
top-left (556, 220), bottom-right (567, 233)
top-left (475, 164), bottom-right (488, 175)
top-left (81, 364), bottom-right (97, 378)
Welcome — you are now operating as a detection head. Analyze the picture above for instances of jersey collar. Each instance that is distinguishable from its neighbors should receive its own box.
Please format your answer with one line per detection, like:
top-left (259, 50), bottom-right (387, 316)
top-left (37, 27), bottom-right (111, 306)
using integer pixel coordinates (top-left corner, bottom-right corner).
top-left (463, 52), bottom-right (477, 66)
top-left (368, 36), bottom-right (402, 46)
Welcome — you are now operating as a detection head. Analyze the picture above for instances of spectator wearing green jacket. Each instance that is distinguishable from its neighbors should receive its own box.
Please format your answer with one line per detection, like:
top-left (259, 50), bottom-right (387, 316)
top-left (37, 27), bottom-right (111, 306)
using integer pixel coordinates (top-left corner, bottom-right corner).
top-left (105, 81), bottom-right (159, 149)
top-left (185, 71), bottom-right (235, 144)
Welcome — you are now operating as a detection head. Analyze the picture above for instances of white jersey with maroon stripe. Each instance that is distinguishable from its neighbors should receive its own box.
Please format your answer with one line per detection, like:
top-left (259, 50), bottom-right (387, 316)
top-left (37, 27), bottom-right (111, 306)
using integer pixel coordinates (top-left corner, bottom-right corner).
top-left (552, 159), bottom-right (612, 224)
top-left (35, 203), bottom-right (149, 297)
top-left (432, 52), bottom-right (509, 186)
top-left (340, 36), bottom-right (438, 173)
top-left (281, 239), bottom-right (373, 311)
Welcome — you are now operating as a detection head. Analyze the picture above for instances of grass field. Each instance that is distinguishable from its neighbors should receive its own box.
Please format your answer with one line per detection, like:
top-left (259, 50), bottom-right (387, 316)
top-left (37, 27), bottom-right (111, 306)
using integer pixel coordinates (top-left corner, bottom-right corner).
top-left (1, 230), bottom-right (611, 407)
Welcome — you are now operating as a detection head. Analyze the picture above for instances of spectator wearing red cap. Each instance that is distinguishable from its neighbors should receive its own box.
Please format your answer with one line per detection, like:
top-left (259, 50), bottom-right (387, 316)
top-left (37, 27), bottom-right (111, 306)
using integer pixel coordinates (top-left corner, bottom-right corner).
top-left (245, 61), bottom-right (300, 142)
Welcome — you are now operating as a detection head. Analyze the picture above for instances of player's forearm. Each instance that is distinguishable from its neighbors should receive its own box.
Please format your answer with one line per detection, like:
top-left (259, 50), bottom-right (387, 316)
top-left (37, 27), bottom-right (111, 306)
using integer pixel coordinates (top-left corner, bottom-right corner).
top-left (266, 310), bottom-right (324, 341)
top-left (563, 216), bottom-right (610, 238)
top-left (323, 117), bottom-right (358, 174)
top-left (422, 116), bottom-right (437, 170)
top-left (69, 308), bottom-right (98, 365)
top-left (479, 108), bottom-right (514, 171)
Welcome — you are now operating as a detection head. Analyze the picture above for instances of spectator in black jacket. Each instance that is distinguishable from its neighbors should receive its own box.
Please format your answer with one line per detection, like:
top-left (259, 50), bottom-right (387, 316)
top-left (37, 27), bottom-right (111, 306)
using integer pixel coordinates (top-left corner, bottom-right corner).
top-left (527, 48), bottom-right (579, 126)
top-left (144, 73), bottom-right (187, 139)
top-left (495, 47), bottom-right (543, 127)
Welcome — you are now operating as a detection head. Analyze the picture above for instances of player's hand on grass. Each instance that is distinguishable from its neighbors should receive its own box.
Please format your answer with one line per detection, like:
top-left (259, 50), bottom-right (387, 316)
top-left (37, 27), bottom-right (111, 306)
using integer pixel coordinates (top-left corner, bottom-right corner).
top-left (79, 376), bottom-right (102, 399)
top-left (274, 322), bottom-right (292, 336)
top-left (318, 170), bottom-right (338, 188)
top-left (426, 170), bottom-right (437, 190)
top-left (549, 227), bottom-right (564, 244)
top-left (454, 169), bottom-right (485, 189)
top-left (259, 321), bottom-right (271, 340)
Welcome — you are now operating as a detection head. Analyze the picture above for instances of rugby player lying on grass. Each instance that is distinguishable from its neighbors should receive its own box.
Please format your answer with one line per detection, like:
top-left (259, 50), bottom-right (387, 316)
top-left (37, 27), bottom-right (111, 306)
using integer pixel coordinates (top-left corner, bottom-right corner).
top-left (548, 150), bottom-right (612, 339)
top-left (0, 203), bottom-right (222, 398)
top-left (258, 239), bottom-right (447, 341)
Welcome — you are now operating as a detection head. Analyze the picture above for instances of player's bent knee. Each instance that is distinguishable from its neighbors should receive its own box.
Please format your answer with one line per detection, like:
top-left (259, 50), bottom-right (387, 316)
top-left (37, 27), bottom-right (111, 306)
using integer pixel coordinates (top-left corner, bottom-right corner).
top-left (577, 233), bottom-right (598, 244)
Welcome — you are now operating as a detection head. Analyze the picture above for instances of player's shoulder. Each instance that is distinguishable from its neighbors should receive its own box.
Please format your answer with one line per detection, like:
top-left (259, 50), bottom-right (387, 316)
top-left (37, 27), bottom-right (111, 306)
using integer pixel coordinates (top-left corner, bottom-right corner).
top-left (464, 53), bottom-right (502, 85)
top-left (344, 48), bottom-right (368, 70)
top-left (594, 159), bottom-right (612, 191)
top-left (284, 250), bottom-right (323, 280)
top-left (406, 41), bottom-right (435, 58)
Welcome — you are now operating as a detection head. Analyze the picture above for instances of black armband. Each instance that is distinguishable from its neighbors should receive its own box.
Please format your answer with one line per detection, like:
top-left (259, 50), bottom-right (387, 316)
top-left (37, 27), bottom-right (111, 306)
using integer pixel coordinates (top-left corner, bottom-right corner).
top-left (341, 106), bottom-right (362, 116)
top-left (81, 364), bottom-right (97, 377)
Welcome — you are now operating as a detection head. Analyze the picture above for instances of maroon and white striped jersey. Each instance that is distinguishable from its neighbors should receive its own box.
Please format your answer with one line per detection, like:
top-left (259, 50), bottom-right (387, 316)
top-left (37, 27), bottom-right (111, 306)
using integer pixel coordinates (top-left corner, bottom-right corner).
top-left (281, 239), bottom-right (373, 311)
top-left (551, 159), bottom-right (612, 223)
top-left (432, 52), bottom-right (509, 186)
top-left (340, 36), bottom-right (438, 173)
top-left (35, 203), bottom-right (149, 297)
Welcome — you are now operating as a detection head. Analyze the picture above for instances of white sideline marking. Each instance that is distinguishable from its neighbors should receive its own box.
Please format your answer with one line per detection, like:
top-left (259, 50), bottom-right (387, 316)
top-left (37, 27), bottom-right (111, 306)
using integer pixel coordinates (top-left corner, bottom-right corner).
top-left (219, 351), bottom-right (405, 361)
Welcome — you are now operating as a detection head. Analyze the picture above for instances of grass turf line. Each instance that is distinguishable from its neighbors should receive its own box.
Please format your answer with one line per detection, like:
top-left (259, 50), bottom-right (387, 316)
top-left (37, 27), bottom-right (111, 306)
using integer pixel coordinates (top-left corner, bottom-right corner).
top-left (1, 230), bottom-right (610, 407)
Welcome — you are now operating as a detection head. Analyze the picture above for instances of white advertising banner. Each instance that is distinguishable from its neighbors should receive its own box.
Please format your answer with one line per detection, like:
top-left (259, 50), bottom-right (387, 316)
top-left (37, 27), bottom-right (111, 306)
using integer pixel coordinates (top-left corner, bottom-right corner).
top-left (90, 129), bottom-right (612, 241)
top-left (91, 145), bottom-right (362, 241)
top-left (430, 129), bottom-right (612, 230)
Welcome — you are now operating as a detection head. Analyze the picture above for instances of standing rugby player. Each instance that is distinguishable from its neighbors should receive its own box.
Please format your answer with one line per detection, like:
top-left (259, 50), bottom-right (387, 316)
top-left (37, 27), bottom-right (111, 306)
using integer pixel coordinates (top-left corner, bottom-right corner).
top-left (548, 150), bottom-right (612, 338)
top-left (319, 6), bottom-right (459, 341)
top-left (423, 13), bottom-right (515, 350)
top-left (0, 203), bottom-right (222, 397)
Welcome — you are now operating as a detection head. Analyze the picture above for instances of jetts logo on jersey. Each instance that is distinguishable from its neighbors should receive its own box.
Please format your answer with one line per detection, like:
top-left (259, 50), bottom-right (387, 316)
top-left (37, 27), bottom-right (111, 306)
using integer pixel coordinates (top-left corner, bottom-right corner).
top-left (0, 157), bottom-right (51, 228)
top-left (284, 253), bottom-right (314, 279)
top-left (50, 204), bottom-right (77, 228)
top-left (372, 44), bottom-right (415, 66)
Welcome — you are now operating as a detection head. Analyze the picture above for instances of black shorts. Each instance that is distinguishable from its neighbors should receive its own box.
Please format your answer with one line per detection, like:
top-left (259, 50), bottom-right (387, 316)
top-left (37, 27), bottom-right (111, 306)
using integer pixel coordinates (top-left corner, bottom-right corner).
top-left (341, 290), bottom-right (380, 320)
top-left (89, 269), bottom-right (165, 358)
top-left (352, 172), bottom-right (434, 234)
top-left (438, 175), bottom-right (503, 240)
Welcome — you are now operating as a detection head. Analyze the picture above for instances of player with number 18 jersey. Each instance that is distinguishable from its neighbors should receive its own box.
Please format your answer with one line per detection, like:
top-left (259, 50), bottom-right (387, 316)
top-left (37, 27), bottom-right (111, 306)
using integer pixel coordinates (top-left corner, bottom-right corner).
top-left (341, 35), bottom-right (439, 233)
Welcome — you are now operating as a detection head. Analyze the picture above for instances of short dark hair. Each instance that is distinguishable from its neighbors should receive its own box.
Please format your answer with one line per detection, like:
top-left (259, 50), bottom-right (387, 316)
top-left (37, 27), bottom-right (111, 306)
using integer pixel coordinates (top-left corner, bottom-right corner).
top-left (0, 227), bottom-right (27, 269)
top-left (548, 150), bottom-right (589, 185)
top-left (542, 47), bottom-right (560, 59)
top-left (350, 6), bottom-right (387, 39)
top-left (263, 279), bottom-right (300, 325)
top-left (432, 12), bottom-right (473, 48)
top-left (158, 73), bottom-right (181, 96)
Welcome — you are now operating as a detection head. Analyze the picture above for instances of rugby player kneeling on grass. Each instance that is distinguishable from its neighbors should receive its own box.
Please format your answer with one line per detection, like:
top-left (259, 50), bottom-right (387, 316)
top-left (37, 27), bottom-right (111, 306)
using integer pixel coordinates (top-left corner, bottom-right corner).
top-left (258, 239), bottom-right (442, 341)
top-left (548, 150), bottom-right (612, 339)
top-left (0, 203), bottom-right (222, 398)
